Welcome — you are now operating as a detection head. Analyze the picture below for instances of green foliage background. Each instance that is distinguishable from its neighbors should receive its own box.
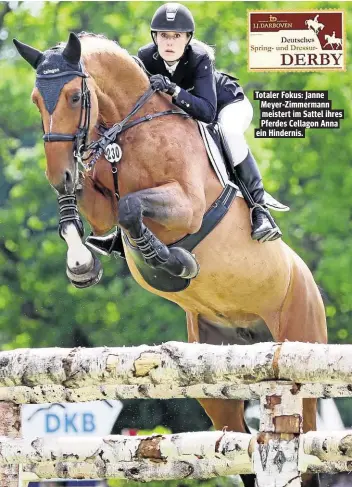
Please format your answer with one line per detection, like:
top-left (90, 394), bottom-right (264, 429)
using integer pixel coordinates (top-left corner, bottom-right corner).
top-left (0, 1), bottom-right (351, 485)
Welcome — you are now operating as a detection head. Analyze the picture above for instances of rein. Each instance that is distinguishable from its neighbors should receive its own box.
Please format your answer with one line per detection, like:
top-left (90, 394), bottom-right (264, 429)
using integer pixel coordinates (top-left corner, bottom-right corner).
top-left (85, 87), bottom-right (187, 169)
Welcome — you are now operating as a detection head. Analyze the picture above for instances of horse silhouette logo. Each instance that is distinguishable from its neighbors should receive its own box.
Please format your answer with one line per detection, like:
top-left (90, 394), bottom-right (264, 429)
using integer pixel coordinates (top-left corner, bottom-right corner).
top-left (305, 14), bottom-right (325, 34)
top-left (323, 31), bottom-right (343, 49)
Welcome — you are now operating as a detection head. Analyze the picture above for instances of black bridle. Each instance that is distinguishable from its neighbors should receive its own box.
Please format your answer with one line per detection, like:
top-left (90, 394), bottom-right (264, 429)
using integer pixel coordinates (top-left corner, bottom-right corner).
top-left (39, 70), bottom-right (91, 163)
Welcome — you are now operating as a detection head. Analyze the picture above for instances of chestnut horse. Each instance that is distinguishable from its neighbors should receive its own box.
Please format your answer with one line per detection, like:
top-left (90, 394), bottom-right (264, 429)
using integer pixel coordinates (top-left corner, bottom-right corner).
top-left (14, 33), bottom-right (326, 486)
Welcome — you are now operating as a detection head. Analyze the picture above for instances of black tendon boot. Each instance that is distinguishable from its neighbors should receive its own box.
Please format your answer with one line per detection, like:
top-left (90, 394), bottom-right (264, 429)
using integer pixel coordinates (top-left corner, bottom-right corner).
top-left (235, 151), bottom-right (282, 242)
top-left (85, 227), bottom-right (126, 259)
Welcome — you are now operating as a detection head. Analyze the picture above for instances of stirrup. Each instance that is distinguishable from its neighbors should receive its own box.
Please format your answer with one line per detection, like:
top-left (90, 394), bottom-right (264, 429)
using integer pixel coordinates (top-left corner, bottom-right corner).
top-left (264, 223), bottom-right (283, 242)
top-left (250, 205), bottom-right (282, 243)
top-left (249, 204), bottom-right (270, 224)
top-left (264, 209), bottom-right (283, 241)
top-left (258, 228), bottom-right (282, 243)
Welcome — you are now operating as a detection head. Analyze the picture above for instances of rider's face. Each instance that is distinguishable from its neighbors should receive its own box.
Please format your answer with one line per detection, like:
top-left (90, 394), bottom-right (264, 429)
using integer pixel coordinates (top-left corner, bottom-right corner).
top-left (155, 31), bottom-right (190, 63)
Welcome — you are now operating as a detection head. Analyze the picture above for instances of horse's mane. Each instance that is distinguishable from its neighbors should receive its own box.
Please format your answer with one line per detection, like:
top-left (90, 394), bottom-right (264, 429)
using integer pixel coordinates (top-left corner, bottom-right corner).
top-left (54, 31), bottom-right (148, 92)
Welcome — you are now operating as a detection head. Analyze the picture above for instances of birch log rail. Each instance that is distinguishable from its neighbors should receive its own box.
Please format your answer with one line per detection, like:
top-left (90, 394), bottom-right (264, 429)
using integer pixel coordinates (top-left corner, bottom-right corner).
top-left (0, 341), bottom-right (351, 487)
top-left (0, 430), bottom-right (350, 481)
top-left (0, 341), bottom-right (352, 399)
top-left (2, 430), bottom-right (352, 482)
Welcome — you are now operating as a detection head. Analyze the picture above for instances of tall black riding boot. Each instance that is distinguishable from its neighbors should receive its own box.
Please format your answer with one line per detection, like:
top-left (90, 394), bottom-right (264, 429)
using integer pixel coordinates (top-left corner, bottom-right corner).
top-left (85, 228), bottom-right (126, 259)
top-left (235, 151), bottom-right (282, 242)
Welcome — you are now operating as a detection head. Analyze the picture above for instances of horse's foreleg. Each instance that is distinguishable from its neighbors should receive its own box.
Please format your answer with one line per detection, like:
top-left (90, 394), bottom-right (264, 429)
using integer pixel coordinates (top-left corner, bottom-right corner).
top-left (60, 222), bottom-right (102, 288)
top-left (59, 173), bottom-right (117, 288)
top-left (118, 183), bottom-right (202, 279)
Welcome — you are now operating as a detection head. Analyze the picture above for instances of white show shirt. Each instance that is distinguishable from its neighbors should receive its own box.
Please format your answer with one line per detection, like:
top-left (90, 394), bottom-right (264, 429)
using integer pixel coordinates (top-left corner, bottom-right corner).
top-left (164, 60), bottom-right (179, 75)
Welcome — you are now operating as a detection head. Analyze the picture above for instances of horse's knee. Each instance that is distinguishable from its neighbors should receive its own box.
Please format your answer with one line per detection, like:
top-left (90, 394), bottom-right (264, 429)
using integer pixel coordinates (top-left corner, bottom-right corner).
top-left (118, 195), bottom-right (141, 230)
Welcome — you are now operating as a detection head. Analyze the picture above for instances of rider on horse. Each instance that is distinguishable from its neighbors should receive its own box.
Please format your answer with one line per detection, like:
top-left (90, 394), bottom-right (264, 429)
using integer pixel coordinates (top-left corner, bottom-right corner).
top-left (139, 3), bottom-right (281, 242)
top-left (88, 2), bottom-right (281, 256)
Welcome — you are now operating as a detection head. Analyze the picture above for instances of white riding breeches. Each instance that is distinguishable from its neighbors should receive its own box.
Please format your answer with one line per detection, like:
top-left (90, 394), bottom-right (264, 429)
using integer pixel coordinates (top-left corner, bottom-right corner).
top-left (217, 95), bottom-right (253, 167)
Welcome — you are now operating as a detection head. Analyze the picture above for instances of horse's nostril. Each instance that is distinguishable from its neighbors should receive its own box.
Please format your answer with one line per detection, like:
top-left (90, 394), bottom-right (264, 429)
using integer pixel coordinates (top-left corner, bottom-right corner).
top-left (63, 170), bottom-right (75, 194)
top-left (65, 170), bottom-right (73, 184)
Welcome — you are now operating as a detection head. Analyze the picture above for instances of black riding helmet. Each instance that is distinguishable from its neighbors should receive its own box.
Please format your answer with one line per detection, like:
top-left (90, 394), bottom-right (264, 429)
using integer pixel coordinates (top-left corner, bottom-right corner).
top-left (150, 3), bottom-right (195, 48)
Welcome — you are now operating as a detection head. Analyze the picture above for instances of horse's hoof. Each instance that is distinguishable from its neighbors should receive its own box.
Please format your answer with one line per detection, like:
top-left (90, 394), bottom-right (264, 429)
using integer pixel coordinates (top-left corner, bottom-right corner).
top-left (68, 270), bottom-right (103, 289)
top-left (169, 247), bottom-right (200, 279)
top-left (66, 253), bottom-right (103, 288)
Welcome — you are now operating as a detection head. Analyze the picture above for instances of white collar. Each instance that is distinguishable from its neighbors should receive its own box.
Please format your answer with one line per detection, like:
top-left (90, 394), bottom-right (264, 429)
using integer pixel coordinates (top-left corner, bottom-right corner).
top-left (164, 60), bottom-right (179, 75)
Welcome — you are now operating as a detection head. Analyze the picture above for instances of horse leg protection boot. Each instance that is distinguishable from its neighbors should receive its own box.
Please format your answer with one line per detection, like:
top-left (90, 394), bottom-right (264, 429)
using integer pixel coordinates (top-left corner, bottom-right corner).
top-left (235, 151), bottom-right (282, 242)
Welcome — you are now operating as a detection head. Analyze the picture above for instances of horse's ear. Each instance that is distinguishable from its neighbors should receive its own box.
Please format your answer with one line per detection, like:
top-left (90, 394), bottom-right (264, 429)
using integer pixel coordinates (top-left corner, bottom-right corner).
top-left (13, 39), bottom-right (43, 69)
top-left (62, 32), bottom-right (81, 64)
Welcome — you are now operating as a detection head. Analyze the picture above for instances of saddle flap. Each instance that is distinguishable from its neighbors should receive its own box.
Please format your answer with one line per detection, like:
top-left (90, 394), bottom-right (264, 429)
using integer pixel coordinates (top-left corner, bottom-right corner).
top-left (197, 121), bottom-right (289, 212)
top-left (197, 120), bottom-right (230, 187)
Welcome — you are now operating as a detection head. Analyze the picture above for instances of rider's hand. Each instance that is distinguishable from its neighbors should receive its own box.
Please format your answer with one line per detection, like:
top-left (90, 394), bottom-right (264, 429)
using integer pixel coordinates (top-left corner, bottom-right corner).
top-left (150, 74), bottom-right (177, 96)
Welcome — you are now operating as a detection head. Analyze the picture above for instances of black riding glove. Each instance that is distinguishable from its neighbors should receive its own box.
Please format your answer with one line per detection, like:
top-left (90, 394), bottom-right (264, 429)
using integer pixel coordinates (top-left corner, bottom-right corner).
top-left (150, 74), bottom-right (177, 96)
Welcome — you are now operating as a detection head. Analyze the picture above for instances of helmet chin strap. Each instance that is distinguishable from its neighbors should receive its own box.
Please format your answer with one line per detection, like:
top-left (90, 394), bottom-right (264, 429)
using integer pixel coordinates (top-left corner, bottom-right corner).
top-left (186, 34), bottom-right (193, 47)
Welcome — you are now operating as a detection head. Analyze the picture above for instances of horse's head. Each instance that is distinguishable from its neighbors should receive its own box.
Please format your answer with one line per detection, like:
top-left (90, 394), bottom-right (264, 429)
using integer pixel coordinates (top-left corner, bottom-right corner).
top-left (13, 33), bottom-right (99, 194)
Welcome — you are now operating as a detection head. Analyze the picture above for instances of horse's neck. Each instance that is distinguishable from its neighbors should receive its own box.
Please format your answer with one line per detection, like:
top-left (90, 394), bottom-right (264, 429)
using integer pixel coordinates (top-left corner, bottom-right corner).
top-left (84, 49), bottom-right (153, 123)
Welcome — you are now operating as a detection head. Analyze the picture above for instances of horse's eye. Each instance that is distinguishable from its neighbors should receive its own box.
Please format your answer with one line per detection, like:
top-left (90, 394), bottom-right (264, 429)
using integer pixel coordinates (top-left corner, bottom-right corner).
top-left (71, 93), bottom-right (81, 104)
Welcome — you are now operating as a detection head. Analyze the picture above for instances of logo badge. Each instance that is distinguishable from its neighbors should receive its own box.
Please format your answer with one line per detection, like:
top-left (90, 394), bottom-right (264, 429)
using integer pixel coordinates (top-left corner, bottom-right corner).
top-left (248, 10), bottom-right (345, 71)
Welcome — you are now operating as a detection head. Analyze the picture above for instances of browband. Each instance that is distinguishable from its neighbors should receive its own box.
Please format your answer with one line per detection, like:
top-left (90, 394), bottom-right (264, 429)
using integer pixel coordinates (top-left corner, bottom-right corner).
top-left (36, 70), bottom-right (88, 79)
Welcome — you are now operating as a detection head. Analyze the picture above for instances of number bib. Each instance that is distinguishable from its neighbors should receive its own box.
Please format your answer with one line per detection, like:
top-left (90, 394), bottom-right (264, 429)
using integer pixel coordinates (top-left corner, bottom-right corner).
top-left (104, 143), bottom-right (122, 163)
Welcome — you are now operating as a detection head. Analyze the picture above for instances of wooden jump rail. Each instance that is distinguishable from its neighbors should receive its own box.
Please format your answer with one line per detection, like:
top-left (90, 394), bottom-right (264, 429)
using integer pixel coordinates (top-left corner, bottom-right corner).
top-left (0, 341), bottom-right (351, 486)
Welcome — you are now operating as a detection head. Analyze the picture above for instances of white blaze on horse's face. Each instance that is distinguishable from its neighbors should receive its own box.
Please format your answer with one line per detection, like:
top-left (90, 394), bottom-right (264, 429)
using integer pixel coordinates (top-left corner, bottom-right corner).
top-left (156, 31), bottom-right (189, 63)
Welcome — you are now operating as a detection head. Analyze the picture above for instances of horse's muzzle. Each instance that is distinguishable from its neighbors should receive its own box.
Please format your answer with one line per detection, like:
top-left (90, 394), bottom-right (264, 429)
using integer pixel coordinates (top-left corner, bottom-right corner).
top-left (49, 168), bottom-right (76, 195)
